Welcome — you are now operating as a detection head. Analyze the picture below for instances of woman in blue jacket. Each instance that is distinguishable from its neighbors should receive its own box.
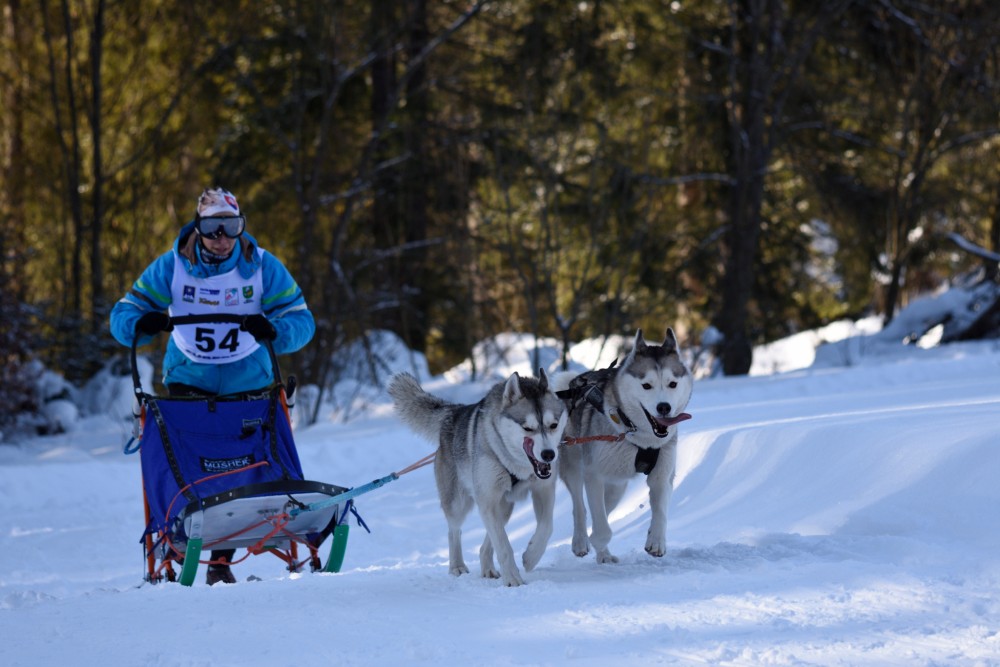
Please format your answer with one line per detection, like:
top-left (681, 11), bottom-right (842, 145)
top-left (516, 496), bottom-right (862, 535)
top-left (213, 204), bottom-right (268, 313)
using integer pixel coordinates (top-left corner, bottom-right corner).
top-left (110, 187), bottom-right (315, 584)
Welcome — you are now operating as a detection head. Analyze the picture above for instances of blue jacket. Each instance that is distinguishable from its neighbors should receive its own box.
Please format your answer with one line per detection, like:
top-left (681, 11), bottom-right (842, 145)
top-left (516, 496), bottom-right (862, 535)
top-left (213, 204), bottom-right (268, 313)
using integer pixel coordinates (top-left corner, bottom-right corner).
top-left (110, 221), bottom-right (315, 394)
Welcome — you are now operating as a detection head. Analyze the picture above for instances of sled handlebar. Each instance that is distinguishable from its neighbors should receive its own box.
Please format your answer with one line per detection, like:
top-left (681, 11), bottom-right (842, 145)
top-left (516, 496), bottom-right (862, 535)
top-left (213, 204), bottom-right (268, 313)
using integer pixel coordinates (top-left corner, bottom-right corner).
top-left (130, 314), bottom-right (283, 397)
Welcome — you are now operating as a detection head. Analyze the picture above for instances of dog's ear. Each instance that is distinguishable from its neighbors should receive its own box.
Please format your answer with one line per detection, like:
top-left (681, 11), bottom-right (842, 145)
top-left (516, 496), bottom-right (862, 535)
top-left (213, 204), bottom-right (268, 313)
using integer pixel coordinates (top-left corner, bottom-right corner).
top-left (537, 367), bottom-right (549, 391)
top-left (663, 328), bottom-right (678, 350)
top-left (623, 328), bottom-right (645, 368)
top-left (503, 372), bottom-right (523, 405)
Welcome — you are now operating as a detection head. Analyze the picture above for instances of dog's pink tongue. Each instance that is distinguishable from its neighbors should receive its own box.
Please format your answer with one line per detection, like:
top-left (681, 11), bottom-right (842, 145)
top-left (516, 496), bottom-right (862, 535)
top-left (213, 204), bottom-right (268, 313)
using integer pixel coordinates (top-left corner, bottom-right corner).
top-left (656, 413), bottom-right (692, 427)
top-left (523, 437), bottom-right (552, 479)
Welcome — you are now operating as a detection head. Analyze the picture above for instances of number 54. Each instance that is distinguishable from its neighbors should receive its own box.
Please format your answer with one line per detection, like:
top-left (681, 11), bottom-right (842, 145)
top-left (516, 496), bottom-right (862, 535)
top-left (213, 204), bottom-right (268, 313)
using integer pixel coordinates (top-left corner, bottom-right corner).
top-left (194, 326), bottom-right (240, 353)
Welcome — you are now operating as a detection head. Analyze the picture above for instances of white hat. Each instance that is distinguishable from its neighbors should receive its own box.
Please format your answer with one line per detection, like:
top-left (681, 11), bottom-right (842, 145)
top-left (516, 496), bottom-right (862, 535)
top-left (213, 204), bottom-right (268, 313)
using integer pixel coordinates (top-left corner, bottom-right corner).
top-left (197, 188), bottom-right (240, 217)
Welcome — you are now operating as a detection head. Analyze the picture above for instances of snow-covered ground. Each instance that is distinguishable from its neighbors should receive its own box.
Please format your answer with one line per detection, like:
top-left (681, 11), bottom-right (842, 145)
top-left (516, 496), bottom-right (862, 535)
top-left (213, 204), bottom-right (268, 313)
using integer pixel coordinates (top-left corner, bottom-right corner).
top-left (2, 326), bottom-right (1000, 666)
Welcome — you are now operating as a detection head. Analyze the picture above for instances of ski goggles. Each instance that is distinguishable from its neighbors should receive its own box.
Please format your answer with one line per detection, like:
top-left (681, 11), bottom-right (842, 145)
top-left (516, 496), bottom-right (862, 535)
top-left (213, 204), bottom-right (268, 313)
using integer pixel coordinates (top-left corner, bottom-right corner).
top-left (196, 215), bottom-right (246, 239)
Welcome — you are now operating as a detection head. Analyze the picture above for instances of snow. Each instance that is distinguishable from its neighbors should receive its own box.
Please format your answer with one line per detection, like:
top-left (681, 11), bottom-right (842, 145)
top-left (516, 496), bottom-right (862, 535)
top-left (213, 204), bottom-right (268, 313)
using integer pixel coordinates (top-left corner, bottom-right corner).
top-left (3, 326), bottom-right (1000, 666)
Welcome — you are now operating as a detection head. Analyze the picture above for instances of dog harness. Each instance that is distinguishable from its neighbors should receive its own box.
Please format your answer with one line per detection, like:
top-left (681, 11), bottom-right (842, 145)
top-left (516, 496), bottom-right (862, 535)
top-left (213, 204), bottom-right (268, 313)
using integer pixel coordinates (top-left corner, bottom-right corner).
top-left (556, 365), bottom-right (662, 476)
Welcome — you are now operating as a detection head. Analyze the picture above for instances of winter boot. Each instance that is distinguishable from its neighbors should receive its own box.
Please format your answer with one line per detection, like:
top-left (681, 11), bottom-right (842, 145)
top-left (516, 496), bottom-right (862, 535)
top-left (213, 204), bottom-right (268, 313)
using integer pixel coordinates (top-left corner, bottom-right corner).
top-left (206, 564), bottom-right (236, 586)
top-left (206, 548), bottom-right (237, 585)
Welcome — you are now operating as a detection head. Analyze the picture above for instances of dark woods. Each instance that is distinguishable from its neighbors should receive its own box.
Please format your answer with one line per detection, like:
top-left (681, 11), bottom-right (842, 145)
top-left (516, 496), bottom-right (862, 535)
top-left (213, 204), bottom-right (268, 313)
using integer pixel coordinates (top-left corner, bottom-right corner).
top-left (2, 0), bottom-right (999, 427)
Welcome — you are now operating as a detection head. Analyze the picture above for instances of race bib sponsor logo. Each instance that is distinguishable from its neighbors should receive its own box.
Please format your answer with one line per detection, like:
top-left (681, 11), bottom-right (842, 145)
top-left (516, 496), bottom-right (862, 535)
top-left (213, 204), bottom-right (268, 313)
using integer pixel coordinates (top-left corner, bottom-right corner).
top-left (225, 288), bottom-right (240, 306)
top-left (183, 285), bottom-right (196, 303)
top-left (197, 288), bottom-right (221, 306)
top-left (242, 286), bottom-right (254, 302)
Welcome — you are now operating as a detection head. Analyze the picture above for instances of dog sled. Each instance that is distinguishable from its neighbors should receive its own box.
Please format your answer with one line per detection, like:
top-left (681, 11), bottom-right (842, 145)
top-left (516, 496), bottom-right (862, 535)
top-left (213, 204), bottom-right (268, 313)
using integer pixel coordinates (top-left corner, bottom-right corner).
top-left (127, 314), bottom-right (357, 586)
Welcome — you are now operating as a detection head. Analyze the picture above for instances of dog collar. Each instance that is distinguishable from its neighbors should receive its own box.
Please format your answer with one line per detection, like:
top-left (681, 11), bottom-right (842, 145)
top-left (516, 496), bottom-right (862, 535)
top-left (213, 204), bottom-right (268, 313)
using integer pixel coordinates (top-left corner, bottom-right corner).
top-left (608, 407), bottom-right (638, 433)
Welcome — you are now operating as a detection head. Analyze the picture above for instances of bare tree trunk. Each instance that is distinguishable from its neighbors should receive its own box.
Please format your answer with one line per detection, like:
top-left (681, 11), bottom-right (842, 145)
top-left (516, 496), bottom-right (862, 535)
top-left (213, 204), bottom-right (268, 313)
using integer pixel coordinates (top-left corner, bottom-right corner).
top-left (715, 0), bottom-right (852, 375)
top-left (1, 0), bottom-right (27, 300)
top-left (401, 0), bottom-right (430, 352)
top-left (88, 0), bottom-right (106, 332)
top-left (715, 0), bottom-right (776, 376)
top-left (41, 0), bottom-right (87, 321)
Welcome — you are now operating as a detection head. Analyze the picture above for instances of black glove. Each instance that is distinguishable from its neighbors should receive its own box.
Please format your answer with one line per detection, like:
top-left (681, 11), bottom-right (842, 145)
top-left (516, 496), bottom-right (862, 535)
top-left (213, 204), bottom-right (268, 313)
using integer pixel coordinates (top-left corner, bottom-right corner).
top-left (136, 311), bottom-right (172, 336)
top-left (241, 314), bottom-right (277, 341)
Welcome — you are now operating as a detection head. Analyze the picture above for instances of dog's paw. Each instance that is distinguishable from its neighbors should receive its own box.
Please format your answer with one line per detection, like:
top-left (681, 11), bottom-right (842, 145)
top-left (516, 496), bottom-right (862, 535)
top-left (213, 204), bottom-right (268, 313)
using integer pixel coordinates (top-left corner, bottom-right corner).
top-left (503, 571), bottom-right (526, 587)
top-left (595, 550), bottom-right (619, 564)
top-left (645, 534), bottom-right (667, 557)
top-left (449, 564), bottom-right (470, 576)
top-left (481, 564), bottom-right (501, 579)
top-left (571, 535), bottom-right (590, 557)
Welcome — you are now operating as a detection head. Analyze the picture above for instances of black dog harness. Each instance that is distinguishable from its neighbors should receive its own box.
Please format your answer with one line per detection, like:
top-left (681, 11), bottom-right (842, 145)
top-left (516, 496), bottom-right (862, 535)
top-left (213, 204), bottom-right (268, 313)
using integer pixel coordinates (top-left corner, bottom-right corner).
top-left (556, 363), bottom-right (660, 476)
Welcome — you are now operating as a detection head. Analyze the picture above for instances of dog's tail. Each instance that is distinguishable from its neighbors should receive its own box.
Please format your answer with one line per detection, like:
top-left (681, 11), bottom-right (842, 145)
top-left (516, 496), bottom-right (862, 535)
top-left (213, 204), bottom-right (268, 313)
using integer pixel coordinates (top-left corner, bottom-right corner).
top-left (387, 372), bottom-right (454, 444)
top-left (549, 370), bottom-right (577, 393)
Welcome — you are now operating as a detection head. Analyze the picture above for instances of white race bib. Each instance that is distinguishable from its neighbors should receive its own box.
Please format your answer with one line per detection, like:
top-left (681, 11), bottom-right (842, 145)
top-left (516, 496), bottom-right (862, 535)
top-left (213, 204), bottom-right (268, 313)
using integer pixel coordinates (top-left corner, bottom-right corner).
top-left (168, 250), bottom-right (266, 364)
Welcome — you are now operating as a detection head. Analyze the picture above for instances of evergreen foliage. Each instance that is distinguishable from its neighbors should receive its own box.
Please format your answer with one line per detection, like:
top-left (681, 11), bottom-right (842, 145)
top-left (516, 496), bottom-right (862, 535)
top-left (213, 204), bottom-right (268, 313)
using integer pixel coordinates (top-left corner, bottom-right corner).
top-left (1, 0), bottom-right (998, 401)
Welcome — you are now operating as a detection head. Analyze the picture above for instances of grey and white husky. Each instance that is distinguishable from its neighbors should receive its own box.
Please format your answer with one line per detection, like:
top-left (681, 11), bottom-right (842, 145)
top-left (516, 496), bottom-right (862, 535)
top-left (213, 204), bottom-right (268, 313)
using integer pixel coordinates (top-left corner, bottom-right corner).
top-left (387, 369), bottom-right (568, 587)
top-left (554, 329), bottom-right (693, 564)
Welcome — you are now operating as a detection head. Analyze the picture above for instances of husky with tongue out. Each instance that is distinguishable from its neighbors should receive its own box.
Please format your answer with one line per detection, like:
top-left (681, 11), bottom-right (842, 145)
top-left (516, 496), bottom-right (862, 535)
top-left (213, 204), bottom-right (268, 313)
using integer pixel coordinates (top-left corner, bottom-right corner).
top-left (388, 368), bottom-right (567, 587)
top-left (554, 328), bottom-right (694, 565)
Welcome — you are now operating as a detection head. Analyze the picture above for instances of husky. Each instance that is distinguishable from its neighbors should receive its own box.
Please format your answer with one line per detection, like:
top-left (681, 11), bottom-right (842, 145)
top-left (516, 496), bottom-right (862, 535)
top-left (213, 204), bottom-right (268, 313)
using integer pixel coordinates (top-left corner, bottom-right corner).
top-left (554, 328), bottom-right (693, 564)
top-left (387, 369), bottom-right (568, 587)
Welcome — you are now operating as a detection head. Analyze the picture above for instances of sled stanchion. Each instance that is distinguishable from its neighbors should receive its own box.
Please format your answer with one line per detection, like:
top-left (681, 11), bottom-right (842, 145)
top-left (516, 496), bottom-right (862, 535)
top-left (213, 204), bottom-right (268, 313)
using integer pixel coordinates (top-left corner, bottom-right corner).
top-left (142, 490), bottom-right (157, 582)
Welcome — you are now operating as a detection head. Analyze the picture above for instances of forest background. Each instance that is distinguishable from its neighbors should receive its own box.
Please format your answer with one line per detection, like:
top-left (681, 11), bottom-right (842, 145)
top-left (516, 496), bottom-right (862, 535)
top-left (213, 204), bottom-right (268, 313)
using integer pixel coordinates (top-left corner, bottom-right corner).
top-left (2, 0), bottom-right (999, 431)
